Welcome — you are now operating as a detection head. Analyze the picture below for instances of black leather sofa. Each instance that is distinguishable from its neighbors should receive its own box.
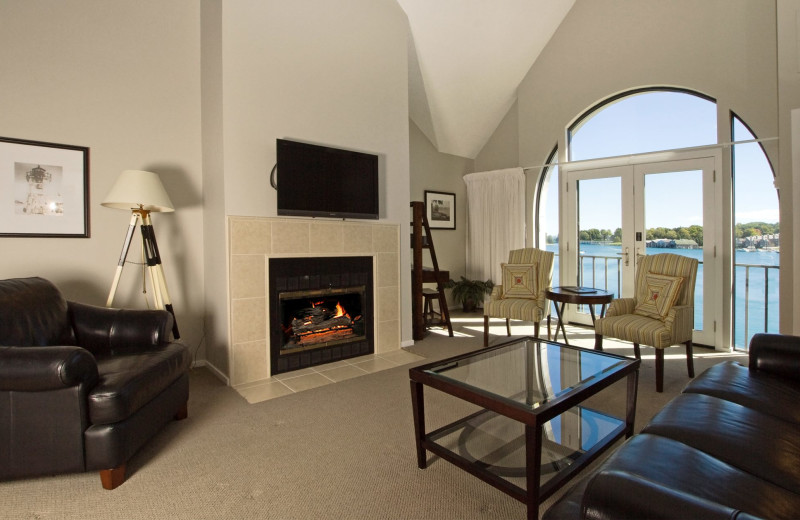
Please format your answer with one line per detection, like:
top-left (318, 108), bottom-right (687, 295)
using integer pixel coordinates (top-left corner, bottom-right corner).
top-left (0, 277), bottom-right (191, 489)
top-left (544, 333), bottom-right (800, 520)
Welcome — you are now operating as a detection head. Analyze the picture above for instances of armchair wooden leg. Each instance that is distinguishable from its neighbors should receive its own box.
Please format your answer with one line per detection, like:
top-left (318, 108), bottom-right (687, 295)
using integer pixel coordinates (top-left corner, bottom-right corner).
top-left (505, 318), bottom-right (511, 337)
top-left (99, 463), bottom-right (126, 490)
top-left (174, 402), bottom-right (188, 421)
top-left (594, 334), bottom-right (603, 351)
top-left (655, 349), bottom-right (664, 393)
top-left (534, 322), bottom-right (540, 339)
top-left (483, 315), bottom-right (489, 347)
top-left (686, 340), bottom-right (695, 378)
top-left (633, 343), bottom-right (641, 360)
top-left (547, 314), bottom-right (551, 340)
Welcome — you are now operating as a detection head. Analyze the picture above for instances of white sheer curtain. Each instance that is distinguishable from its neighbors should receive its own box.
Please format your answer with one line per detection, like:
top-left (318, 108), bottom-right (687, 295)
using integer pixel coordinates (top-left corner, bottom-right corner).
top-left (464, 167), bottom-right (526, 284)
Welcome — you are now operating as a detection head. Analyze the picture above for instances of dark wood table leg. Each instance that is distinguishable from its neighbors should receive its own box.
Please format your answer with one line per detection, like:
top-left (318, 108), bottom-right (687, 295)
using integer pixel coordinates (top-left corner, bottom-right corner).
top-left (410, 380), bottom-right (427, 468)
top-left (553, 302), bottom-right (569, 345)
top-left (625, 369), bottom-right (639, 438)
top-left (526, 424), bottom-right (543, 520)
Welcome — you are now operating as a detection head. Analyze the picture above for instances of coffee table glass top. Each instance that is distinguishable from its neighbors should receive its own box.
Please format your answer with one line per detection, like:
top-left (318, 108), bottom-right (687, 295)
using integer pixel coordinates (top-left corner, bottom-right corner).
top-left (421, 337), bottom-right (629, 410)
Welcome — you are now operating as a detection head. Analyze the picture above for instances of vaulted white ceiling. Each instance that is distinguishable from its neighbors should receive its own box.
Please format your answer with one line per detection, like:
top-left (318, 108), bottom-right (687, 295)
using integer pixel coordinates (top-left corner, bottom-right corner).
top-left (397, 0), bottom-right (575, 159)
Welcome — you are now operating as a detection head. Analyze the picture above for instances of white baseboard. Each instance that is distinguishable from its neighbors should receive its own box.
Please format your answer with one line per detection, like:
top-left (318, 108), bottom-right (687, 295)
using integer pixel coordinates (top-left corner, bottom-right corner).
top-left (192, 359), bottom-right (230, 386)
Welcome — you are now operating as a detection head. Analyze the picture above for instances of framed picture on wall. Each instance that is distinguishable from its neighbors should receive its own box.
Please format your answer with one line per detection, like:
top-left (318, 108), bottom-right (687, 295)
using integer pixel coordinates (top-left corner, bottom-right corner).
top-left (424, 190), bottom-right (456, 230)
top-left (0, 136), bottom-right (90, 237)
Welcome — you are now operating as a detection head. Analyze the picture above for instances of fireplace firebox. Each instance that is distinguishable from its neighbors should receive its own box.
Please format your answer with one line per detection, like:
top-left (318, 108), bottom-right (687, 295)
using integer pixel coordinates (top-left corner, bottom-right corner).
top-left (269, 257), bottom-right (373, 375)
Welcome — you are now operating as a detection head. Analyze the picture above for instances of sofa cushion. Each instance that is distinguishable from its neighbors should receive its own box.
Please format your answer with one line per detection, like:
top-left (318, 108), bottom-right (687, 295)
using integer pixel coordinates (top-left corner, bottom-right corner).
top-left (581, 469), bottom-right (765, 520)
top-left (683, 360), bottom-right (800, 425)
top-left (0, 277), bottom-right (75, 347)
top-left (551, 433), bottom-right (800, 520)
top-left (642, 393), bottom-right (800, 496)
top-left (88, 343), bottom-right (190, 425)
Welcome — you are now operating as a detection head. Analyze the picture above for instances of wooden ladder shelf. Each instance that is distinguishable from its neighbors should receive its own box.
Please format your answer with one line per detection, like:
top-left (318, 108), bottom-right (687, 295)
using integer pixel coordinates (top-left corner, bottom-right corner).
top-left (410, 201), bottom-right (453, 340)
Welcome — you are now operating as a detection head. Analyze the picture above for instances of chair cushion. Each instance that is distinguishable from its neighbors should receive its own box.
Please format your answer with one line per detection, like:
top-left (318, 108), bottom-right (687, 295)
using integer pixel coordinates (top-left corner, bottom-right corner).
top-left (484, 297), bottom-right (546, 322)
top-left (500, 263), bottom-right (538, 299)
top-left (633, 272), bottom-right (684, 320)
top-left (595, 313), bottom-right (675, 348)
top-left (88, 343), bottom-right (191, 425)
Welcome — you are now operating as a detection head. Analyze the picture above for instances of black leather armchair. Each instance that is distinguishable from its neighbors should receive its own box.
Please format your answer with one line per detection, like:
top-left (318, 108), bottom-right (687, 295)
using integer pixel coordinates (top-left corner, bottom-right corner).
top-left (0, 277), bottom-right (190, 489)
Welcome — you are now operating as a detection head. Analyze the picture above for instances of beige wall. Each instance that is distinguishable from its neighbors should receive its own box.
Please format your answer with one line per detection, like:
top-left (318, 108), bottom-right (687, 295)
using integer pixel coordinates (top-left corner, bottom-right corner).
top-left (778, 0), bottom-right (800, 334)
top-left (0, 1), bottom-right (206, 356)
top-left (202, 0), bottom-right (413, 376)
top-left (409, 120), bottom-right (473, 307)
top-left (474, 100), bottom-right (520, 174)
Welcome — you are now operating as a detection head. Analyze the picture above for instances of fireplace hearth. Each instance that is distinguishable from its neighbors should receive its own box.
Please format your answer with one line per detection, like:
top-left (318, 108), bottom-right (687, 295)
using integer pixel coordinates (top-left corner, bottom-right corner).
top-left (269, 256), bottom-right (373, 375)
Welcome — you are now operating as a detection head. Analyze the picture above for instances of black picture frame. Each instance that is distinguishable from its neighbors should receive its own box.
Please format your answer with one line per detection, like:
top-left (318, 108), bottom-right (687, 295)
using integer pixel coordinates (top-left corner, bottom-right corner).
top-left (424, 190), bottom-right (456, 230)
top-left (0, 136), bottom-right (90, 237)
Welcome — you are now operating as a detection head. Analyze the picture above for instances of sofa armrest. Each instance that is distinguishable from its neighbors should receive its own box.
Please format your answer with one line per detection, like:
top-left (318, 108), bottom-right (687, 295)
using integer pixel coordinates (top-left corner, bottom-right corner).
top-left (606, 297), bottom-right (635, 317)
top-left (0, 345), bottom-right (98, 391)
top-left (68, 301), bottom-right (174, 356)
top-left (580, 470), bottom-right (764, 520)
top-left (748, 333), bottom-right (800, 380)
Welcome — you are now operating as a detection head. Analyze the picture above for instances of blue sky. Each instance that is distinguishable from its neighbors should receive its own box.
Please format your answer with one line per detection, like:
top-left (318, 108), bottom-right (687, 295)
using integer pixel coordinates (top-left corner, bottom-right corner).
top-left (543, 91), bottom-right (778, 234)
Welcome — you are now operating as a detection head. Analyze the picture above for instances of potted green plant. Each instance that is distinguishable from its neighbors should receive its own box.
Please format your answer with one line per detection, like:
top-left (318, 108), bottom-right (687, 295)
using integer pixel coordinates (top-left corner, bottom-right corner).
top-left (444, 276), bottom-right (494, 312)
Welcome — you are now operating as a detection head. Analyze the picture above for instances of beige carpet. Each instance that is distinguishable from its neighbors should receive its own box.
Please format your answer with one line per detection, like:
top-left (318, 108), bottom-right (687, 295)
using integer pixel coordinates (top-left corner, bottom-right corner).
top-left (0, 312), bottom-right (747, 519)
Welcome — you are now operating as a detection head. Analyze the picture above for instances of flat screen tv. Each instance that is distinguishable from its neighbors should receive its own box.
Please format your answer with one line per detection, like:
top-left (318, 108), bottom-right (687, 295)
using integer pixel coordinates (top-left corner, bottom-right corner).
top-left (276, 139), bottom-right (379, 220)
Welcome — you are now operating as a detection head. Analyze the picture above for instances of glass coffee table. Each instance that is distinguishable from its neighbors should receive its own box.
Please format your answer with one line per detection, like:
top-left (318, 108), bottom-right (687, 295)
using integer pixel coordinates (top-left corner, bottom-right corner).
top-left (409, 337), bottom-right (640, 520)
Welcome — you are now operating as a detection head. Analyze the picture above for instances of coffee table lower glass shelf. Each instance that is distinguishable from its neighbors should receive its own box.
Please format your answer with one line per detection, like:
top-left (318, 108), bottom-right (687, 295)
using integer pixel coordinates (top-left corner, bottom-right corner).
top-left (409, 337), bottom-right (639, 520)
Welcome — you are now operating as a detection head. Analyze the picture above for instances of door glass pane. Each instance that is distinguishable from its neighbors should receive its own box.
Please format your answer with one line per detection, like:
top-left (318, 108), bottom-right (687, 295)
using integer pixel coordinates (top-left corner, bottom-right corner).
top-left (643, 170), bottom-right (703, 331)
top-left (577, 177), bottom-right (622, 300)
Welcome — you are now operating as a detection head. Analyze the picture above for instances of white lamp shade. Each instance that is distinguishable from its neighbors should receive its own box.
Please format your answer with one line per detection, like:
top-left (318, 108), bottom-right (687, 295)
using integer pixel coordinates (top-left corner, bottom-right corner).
top-left (102, 170), bottom-right (175, 212)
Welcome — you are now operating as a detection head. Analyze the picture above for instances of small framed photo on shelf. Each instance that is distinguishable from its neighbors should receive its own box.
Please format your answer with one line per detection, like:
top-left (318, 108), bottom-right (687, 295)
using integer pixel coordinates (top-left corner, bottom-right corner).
top-left (424, 190), bottom-right (456, 230)
top-left (0, 136), bottom-right (90, 238)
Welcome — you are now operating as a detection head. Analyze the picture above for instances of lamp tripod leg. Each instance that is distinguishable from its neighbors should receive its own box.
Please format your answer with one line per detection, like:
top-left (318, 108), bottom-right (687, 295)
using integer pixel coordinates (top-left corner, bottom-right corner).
top-left (141, 213), bottom-right (180, 339)
top-left (107, 213), bottom-right (140, 307)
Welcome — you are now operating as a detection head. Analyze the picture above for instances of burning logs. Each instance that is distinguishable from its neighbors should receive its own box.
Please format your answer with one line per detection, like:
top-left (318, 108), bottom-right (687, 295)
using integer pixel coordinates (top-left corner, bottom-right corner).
top-left (289, 302), bottom-right (361, 346)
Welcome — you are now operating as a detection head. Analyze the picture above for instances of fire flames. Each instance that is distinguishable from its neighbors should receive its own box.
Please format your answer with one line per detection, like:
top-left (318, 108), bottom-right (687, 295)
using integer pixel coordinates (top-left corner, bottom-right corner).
top-left (287, 299), bottom-right (360, 347)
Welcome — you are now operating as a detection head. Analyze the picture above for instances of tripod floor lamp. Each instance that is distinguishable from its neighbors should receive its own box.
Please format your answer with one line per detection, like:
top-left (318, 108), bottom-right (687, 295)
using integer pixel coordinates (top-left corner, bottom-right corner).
top-left (102, 169), bottom-right (180, 339)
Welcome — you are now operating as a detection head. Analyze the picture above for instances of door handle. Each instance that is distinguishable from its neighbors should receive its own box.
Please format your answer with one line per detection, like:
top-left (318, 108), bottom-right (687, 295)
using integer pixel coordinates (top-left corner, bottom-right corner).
top-left (622, 247), bottom-right (630, 266)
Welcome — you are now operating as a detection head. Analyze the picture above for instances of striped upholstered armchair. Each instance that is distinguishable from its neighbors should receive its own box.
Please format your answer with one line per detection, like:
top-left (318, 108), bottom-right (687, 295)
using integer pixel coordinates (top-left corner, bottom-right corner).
top-left (594, 253), bottom-right (699, 392)
top-left (483, 248), bottom-right (554, 347)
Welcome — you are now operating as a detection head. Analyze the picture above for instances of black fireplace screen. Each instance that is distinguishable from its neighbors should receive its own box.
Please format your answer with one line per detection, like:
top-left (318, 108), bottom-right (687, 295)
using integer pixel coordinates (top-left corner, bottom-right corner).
top-left (269, 256), bottom-right (374, 375)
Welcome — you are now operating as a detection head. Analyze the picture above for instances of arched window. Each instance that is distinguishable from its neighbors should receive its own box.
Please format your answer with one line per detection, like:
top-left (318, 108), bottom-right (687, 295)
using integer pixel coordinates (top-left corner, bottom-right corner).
top-left (732, 114), bottom-right (779, 349)
top-left (569, 89), bottom-right (716, 160)
top-left (534, 88), bottom-right (778, 351)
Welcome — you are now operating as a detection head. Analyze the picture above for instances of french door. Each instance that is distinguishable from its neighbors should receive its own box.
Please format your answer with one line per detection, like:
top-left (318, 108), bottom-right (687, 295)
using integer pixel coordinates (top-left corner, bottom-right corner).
top-left (561, 151), bottom-right (721, 347)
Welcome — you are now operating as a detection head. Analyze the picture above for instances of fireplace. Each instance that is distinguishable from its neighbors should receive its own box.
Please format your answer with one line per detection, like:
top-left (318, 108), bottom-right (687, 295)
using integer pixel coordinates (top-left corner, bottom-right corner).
top-left (269, 256), bottom-right (374, 375)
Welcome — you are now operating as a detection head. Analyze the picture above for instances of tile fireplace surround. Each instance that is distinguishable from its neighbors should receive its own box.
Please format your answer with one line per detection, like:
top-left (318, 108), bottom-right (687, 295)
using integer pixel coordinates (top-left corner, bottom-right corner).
top-left (228, 216), bottom-right (401, 387)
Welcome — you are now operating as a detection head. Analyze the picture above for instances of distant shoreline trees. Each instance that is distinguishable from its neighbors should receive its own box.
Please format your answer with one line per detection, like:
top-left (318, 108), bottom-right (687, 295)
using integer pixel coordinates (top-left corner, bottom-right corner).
top-left (545, 222), bottom-right (779, 246)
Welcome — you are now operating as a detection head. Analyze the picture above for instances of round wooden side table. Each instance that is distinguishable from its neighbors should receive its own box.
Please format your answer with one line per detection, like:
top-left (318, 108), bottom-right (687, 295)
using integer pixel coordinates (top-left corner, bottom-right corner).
top-left (545, 287), bottom-right (614, 345)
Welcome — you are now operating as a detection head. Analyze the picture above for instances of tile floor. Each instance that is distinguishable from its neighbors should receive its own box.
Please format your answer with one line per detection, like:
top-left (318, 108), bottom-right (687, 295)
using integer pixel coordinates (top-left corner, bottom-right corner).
top-left (233, 348), bottom-right (425, 404)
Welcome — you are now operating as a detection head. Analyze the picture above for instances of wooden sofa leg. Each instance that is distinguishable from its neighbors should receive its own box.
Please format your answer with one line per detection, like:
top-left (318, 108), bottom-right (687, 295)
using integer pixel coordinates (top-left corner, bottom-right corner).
top-left (655, 349), bottom-right (664, 393)
top-left (534, 322), bottom-right (540, 339)
top-left (686, 340), bottom-right (695, 378)
top-left (100, 463), bottom-right (126, 490)
top-left (633, 343), bottom-right (641, 360)
top-left (174, 402), bottom-right (189, 421)
top-left (594, 334), bottom-right (603, 351)
top-left (483, 315), bottom-right (489, 347)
